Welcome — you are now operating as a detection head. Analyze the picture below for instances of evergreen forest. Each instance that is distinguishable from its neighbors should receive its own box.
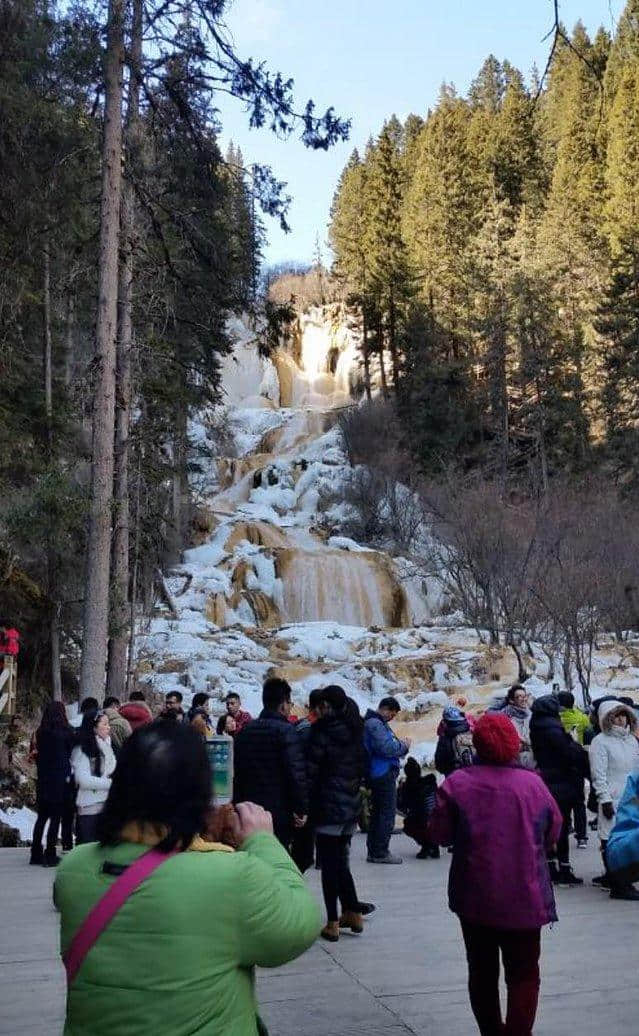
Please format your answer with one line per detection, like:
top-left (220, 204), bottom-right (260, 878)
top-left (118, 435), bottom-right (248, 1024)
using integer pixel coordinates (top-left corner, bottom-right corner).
top-left (329, 5), bottom-right (639, 490)
top-left (0, 0), bottom-right (348, 703)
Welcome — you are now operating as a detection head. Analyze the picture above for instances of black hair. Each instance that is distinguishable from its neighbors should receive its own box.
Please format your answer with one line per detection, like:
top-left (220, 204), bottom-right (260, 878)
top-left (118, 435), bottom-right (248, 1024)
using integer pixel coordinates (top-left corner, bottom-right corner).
top-left (318, 685), bottom-right (363, 737)
top-left (192, 692), bottom-right (209, 710)
top-left (104, 696), bottom-right (120, 709)
top-left (404, 756), bottom-right (421, 780)
top-left (225, 692), bottom-right (240, 703)
top-left (80, 696), bottom-right (99, 714)
top-left (557, 691), bottom-right (575, 709)
top-left (96, 720), bottom-right (211, 852)
top-left (130, 690), bottom-right (146, 702)
top-left (263, 677), bottom-right (292, 711)
top-left (506, 685), bottom-right (526, 704)
top-left (308, 688), bottom-right (323, 710)
top-left (166, 690), bottom-right (183, 703)
top-left (379, 696), bottom-right (401, 713)
top-left (216, 714), bottom-right (232, 734)
top-left (77, 710), bottom-right (104, 776)
top-left (39, 701), bottom-right (69, 733)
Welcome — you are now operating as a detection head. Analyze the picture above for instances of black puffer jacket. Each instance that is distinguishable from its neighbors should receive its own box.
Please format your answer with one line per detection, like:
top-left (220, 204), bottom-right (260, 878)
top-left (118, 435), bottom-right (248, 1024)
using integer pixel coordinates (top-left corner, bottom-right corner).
top-left (307, 713), bottom-right (366, 827)
top-left (530, 696), bottom-right (589, 805)
top-left (233, 710), bottom-right (308, 840)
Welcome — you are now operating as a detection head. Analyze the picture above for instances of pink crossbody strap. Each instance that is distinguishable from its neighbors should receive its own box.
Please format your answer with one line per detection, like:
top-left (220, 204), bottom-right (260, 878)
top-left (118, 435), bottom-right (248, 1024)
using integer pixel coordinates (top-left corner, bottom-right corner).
top-left (63, 847), bottom-right (177, 985)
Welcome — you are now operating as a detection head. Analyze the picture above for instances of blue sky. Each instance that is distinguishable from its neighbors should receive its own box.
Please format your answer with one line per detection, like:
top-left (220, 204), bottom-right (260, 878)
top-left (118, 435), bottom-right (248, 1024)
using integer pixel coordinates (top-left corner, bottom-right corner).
top-left (216, 0), bottom-right (624, 267)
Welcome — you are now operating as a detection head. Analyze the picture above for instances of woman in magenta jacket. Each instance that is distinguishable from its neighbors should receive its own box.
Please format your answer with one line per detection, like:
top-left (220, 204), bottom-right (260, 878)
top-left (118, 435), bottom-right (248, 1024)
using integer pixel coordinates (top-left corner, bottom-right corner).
top-left (429, 712), bottom-right (562, 1036)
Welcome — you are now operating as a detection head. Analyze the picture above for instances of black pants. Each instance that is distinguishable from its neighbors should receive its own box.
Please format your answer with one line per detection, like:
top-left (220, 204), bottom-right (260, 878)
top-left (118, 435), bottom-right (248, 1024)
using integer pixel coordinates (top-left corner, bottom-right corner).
top-left (76, 814), bottom-right (99, 845)
top-left (290, 824), bottom-right (315, 873)
top-left (461, 921), bottom-right (541, 1036)
top-left (572, 797), bottom-right (587, 841)
top-left (316, 833), bottom-right (359, 922)
top-left (548, 799), bottom-right (576, 866)
top-left (61, 783), bottom-right (76, 851)
top-left (32, 809), bottom-right (61, 855)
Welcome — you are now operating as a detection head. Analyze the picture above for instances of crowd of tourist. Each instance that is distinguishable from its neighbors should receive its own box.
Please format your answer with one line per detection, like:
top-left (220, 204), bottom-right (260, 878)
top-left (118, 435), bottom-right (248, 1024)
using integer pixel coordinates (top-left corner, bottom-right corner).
top-left (26, 678), bottom-right (639, 1035)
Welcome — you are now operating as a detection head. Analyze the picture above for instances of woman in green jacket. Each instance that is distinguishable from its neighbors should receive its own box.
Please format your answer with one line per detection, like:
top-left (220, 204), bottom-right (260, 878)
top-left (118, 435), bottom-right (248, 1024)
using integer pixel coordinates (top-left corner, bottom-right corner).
top-left (54, 720), bottom-right (320, 1036)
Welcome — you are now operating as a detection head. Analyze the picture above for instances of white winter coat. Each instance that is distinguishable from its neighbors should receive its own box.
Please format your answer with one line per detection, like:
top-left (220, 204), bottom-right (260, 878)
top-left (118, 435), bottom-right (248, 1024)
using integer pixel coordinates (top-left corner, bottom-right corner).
top-left (503, 705), bottom-right (534, 769)
top-left (71, 738), bottom-right (116, 815)
top-left (590, 701), bottom-right (639, 840)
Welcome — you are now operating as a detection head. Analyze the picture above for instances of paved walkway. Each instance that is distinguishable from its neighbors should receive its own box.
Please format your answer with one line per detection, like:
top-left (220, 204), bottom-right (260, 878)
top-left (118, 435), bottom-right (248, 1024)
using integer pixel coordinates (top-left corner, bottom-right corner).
top-left (1, 833), bottom-right (637, 1035)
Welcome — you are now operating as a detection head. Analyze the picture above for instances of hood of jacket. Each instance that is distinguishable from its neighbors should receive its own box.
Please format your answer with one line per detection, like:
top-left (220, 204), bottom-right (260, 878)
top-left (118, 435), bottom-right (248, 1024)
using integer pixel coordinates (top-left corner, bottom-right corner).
top-left (599, 699), bottom-right (637, 734)
top-left (365, 708), bottom-right (384, 723)
top-left (531, 695), bottom-right (560, 719)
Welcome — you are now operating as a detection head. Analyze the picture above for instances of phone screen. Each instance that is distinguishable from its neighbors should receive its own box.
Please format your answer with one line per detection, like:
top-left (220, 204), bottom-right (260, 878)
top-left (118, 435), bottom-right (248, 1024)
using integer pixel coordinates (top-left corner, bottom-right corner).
top-left (206, 735), bottom-right (234, 804)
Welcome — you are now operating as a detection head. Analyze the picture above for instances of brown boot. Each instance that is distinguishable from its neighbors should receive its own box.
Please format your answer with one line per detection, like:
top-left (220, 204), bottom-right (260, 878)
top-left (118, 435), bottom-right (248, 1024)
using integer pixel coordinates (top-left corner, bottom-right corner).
top-left (339, 911), bottom-right (363, 934)
top-left (321, 921), bottom-right (340, 942)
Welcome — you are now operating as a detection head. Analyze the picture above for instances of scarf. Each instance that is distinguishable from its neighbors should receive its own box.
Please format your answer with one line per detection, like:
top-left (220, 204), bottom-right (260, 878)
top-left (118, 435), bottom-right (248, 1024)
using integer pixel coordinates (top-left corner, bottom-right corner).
top-left (609, 724), bottom-right (631, 740)
top-left (120, 820), bottom-right (234, 853)
top-left (505, 704), bottom-right (530, 722)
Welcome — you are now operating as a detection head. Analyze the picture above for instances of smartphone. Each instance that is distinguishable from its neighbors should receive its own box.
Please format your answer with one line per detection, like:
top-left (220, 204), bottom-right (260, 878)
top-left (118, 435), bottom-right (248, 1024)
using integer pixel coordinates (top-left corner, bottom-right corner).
top-left (206, 735), bottom-right (234, 804)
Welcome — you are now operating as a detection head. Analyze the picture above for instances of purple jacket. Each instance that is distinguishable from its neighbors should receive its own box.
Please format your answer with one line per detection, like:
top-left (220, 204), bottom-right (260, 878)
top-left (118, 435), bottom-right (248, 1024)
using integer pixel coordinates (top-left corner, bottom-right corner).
top-left (428, 764), bottom-right (563, 930)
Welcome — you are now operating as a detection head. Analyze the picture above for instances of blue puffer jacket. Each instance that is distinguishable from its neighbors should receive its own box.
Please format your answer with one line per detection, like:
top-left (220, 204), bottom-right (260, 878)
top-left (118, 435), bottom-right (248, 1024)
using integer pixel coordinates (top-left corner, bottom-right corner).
top-left (364, 710), bottom-right (409, 779)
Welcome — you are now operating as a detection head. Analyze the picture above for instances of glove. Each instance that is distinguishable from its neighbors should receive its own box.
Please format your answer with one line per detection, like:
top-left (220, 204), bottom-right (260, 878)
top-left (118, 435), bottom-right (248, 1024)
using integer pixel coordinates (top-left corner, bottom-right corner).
top-left (601, 801), bottom-right (615, 821)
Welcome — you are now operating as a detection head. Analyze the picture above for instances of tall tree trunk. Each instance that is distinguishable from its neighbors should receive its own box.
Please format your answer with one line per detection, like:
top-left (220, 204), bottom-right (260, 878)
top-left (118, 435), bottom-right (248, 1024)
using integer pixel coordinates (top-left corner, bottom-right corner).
top-left (107, 0), bottom-right (142, 699)
top-left (535, 376), bottom-right (549, 495)
top-left (362, 308), bottom-right (372, 401)
top-left (80, 0), bottom-right (125, 701)
top-left (43, 244), bottom-right (62, 701)
top-left (388, 289), bottom-right (400, 386)
top-left (64, 287), bottom-right (75, 389)
top-left (377, 312), bottom-right (389, 398)
top-left (126, 452), bottom-right (142, 697)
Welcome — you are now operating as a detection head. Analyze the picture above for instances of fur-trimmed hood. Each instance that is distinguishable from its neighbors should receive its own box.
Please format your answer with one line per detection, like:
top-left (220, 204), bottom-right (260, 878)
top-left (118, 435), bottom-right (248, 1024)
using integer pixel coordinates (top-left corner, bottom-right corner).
top-left (599, 699), bottom-right (637, 734)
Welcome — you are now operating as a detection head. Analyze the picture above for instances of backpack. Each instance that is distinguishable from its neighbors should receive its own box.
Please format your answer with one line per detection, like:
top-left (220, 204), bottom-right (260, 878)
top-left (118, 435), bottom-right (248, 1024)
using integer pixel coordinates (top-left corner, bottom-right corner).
top-left (452, 731), bottom-right (474, 768)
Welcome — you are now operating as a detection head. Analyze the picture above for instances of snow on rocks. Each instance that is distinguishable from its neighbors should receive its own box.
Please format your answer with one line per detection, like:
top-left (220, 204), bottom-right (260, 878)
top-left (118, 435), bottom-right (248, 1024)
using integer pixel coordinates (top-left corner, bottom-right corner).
top-left (136, 309), bottom-right (639, 734)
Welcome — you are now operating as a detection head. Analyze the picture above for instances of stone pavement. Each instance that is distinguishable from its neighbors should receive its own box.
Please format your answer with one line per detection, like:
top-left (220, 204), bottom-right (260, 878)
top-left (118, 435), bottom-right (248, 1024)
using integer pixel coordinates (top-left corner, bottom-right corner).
top-left (1, 832), bottom-right (637, 1035)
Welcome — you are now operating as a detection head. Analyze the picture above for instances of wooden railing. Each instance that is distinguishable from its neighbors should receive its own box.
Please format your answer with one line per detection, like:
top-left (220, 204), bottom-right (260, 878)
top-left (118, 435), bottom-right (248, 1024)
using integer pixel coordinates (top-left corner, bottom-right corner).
top-left (0, 658), bottom-right (17, 716)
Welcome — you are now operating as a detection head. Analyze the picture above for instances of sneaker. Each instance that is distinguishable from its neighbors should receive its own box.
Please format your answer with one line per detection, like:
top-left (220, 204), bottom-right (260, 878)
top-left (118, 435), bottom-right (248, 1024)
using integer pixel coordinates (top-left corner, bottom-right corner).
top-left (577, 839), bottom-right (588, 848)
top-left (357, 902), bottom-right (376, 916)
top-left (416, 848), bottom-right (430, 859)
top-left (592, 874), bottom-right (611, 889)
top-left (367, 853), bottom-right (403, 864)
top-left (557, 867), bottom-right (583, 887)
top-left (610, 886), bottom-right (639, 901)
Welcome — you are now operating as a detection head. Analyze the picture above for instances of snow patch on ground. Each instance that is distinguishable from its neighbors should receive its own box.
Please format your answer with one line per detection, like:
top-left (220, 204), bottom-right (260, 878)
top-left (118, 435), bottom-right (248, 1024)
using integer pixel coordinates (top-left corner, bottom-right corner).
top-left (0, 806), bottom-right (36, 842)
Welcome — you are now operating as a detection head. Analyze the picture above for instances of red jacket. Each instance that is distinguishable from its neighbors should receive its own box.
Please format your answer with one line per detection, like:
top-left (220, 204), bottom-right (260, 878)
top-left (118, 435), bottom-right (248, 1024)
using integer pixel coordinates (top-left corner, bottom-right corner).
top-left (0, 628), bottom-right (20, 656)
top-left (119, 701), bottom-right (153, 731)
top-left (232, 709), bottom-right (253, 733)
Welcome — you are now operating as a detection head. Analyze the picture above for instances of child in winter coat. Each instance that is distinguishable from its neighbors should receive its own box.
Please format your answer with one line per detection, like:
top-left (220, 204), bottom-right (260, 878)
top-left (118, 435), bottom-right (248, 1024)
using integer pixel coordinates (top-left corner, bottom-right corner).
top-left (435, 706), bottom-right (474, 777)
top-left (397, 757), bottom-right (439, 859)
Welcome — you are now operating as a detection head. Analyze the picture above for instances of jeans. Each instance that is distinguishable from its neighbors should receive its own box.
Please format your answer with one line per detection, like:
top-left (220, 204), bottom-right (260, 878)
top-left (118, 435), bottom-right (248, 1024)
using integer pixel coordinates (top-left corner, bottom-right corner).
top-left (367, 771), bottom-right (397, 859)
top-left (316, 834), bottom-right (359, 921)
top-left (460, 921), bottom-right (541, 1036)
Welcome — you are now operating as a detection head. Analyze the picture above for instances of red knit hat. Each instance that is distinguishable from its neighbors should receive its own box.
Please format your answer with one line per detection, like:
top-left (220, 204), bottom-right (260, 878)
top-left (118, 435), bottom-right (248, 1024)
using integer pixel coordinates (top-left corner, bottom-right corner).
top-left (472, 713), bottom-right (521, 764)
